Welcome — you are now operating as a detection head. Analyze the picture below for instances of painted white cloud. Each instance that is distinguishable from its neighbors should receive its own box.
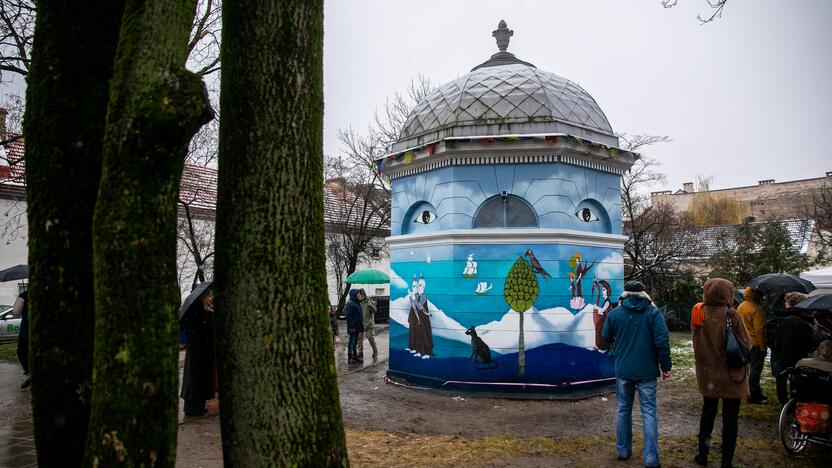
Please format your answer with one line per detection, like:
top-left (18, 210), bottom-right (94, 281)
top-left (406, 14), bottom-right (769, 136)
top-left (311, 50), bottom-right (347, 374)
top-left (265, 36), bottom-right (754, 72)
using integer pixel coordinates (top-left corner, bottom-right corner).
top-left (592, 251), bottom-right (624, 283)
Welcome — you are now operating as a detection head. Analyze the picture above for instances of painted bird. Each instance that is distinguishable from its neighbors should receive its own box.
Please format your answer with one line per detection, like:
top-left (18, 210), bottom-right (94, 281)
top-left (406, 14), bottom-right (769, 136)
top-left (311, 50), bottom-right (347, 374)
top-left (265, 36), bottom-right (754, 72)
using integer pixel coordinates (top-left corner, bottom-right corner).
top-left (524, 249), bottom-right (551, 279)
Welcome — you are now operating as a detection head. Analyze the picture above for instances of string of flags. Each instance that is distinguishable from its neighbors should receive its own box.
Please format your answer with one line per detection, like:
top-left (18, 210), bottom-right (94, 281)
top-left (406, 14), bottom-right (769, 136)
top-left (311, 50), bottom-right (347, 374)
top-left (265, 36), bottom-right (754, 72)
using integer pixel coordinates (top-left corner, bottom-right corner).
top-left (374, 134), bottom-right (634, 180)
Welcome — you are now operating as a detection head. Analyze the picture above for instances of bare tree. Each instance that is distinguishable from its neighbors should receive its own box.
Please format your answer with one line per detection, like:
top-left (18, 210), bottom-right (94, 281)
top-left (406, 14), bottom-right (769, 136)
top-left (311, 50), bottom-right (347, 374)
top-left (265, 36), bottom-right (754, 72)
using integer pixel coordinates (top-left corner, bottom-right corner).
top-left (324, 152), bottom-right (390, 314)
top-left (325, 76), bottom-right (432, 312)
top-left (619, 134), bottom-right (700, 280)
top-left (0, 0), bottom-right (218, 81)
top-left (807, 179), bottom-right (832, 256)
top-left (0, 0), bottom-right (34, 78)
top-left (661, 0), bottom-right (729, 24)
top-left (373, 74), bottom-right (433, 151)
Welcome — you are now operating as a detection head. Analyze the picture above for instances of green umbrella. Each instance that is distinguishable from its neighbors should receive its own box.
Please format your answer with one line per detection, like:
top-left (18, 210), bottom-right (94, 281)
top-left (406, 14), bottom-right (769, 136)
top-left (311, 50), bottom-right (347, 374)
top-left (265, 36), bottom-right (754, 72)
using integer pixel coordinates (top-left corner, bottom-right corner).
top-left (346, 269), bottom-right (389, 284)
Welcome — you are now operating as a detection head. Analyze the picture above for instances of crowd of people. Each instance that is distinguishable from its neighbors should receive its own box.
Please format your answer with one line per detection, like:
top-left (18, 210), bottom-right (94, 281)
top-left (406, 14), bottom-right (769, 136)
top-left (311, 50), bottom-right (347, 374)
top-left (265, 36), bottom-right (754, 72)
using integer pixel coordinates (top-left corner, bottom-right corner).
top-left (601, 278), bottom-right (831, 468)
top-left (12, 275), bottom-right (829, 464)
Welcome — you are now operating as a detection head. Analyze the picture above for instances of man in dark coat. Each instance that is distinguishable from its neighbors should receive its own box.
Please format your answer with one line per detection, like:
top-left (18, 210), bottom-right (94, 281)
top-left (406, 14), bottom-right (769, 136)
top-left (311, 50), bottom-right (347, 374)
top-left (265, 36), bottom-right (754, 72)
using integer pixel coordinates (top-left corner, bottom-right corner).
top-left (345, 289), bottom-right (365, 363)
top-left (180, 289), bottom-right (216, 416)
top-left (602, 281), bottom-right (672, 468)
top-left (12, 290), bottom-right (29, 389)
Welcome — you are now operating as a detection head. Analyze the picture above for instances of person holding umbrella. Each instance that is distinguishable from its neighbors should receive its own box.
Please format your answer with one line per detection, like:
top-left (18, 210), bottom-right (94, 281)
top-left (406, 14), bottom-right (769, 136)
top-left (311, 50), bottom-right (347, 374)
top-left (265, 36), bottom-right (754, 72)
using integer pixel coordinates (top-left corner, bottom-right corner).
top-left (180, 282), bottom-right (216, 416)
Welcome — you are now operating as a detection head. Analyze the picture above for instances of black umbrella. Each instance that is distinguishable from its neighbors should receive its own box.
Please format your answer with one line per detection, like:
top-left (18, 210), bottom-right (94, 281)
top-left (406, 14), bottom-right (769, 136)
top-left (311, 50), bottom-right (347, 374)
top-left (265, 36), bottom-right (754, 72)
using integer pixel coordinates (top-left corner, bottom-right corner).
top-left (0, 264), bottom-right (27, 282)
top-left (179, 281), bottom-right (213, 320)
top-left (747, 273), bottom-right (815, 294)
top-left (794, 293), bottom-right (832, 312)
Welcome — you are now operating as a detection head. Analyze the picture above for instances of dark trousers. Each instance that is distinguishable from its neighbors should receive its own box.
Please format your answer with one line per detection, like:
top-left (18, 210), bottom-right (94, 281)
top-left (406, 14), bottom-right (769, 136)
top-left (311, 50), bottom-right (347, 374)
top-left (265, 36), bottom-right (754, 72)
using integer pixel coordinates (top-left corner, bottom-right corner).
top-left (775, 373), bottom-right (789, 406)
top-left (748, 346), bottom-right (766, 399)
top-left (698, 397), bottom-right (740, 468)
top-left (184, 398), bottom-right (206, 416)
top-left (17, 339), bottom-right (29, 374)
top-left (348, 332), bottom-right (359, 360)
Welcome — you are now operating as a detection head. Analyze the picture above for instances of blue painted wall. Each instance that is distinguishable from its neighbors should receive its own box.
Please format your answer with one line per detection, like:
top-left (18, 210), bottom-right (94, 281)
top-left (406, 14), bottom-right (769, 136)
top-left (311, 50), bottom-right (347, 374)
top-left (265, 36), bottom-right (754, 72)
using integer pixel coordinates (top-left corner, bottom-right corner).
top-left (387, 162), bottom-right (624, 389)
top-left (391, 163), bottom-right (622, 236)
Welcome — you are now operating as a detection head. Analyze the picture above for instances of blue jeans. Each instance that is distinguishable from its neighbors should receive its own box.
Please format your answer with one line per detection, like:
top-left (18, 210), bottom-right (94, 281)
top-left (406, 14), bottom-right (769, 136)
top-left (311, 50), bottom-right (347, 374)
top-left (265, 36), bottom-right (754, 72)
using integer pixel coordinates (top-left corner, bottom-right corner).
top-left (616, 377), bottom-right (659, 467)
top-left (348, 333), bottom-right (359, 360)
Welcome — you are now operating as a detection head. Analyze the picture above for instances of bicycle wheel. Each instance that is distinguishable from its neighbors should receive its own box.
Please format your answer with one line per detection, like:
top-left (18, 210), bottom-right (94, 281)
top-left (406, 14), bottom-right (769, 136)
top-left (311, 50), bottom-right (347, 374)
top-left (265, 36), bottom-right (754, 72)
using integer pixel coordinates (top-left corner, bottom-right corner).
top-left (779, 399), bottom-right (808, 455)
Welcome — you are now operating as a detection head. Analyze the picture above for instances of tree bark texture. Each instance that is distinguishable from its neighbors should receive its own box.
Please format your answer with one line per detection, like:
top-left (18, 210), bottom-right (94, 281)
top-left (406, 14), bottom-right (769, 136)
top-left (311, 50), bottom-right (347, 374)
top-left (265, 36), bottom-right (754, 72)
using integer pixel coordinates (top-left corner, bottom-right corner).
top-left (22, 2), bottom-right (125, 465)
top-left (86, 0), bottom-right (212, 465)
top-left (214, 1), bottom-right (349, 466)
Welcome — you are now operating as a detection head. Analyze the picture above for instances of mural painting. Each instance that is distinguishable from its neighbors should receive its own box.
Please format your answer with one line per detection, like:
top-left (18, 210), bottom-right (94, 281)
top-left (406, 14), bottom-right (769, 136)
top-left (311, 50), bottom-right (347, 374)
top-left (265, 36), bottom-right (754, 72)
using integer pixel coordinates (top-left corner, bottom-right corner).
top-left (385, 159), bottom-right (627, 391)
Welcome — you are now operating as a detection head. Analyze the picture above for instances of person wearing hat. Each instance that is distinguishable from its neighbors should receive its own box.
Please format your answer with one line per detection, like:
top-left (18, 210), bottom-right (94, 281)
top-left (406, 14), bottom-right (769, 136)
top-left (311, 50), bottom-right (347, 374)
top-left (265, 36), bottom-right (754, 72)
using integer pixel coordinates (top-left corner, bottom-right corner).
top-left (602, 280), bottom-right (672, 468)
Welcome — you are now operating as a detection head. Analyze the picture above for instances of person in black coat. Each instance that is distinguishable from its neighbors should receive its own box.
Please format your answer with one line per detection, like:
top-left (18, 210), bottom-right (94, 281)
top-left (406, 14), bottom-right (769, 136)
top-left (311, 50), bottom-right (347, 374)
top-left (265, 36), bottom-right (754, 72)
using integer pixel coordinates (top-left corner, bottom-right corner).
top-left (345, 289), bottom-right (365, 363)
top-left (12, 290), bottom-right (29, 389)
top-left (180, 289), bottom-right (216, 416)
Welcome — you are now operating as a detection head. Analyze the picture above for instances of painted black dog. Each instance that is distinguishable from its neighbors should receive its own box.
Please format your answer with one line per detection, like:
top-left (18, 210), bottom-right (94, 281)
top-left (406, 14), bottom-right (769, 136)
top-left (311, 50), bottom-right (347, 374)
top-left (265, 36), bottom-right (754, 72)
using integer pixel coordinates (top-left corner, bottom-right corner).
top-left (465, 326), bottom-right (497, 369)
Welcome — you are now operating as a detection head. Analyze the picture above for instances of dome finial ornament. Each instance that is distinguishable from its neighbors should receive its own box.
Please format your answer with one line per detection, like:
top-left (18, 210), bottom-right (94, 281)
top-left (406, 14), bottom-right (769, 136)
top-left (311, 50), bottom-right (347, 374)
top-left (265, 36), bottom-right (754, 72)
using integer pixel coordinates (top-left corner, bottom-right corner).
top-left (492, 20), bottom-right (513, 52)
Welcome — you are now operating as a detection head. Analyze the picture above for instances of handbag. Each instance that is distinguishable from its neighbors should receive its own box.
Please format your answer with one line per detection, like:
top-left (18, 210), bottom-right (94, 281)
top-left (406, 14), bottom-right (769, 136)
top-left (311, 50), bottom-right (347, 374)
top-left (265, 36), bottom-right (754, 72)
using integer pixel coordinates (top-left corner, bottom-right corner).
top-left (725, 310), bottom-right (750, 369)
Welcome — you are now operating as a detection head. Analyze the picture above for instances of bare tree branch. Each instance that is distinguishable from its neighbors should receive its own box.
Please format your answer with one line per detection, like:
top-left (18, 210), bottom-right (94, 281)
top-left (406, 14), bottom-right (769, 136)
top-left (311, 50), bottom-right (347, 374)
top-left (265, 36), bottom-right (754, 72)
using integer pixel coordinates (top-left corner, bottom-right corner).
top-left (660, 0), bottom-right (729, 24)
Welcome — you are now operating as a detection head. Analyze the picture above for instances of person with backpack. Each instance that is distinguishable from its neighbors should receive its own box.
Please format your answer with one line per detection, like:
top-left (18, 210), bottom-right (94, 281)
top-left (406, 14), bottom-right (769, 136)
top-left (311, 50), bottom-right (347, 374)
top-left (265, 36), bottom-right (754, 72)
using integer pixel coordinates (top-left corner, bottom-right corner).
top-left (691, 278), bottom-right (751, 467)
top-left (601, 281), bottom-right (672, 468)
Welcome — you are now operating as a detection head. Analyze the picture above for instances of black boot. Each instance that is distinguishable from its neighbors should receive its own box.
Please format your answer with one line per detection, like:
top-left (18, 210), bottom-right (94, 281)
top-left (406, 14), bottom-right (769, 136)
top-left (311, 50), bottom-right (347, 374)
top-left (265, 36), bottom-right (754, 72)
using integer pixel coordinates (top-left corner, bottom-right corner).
top-left (695, 435), bottom-right (709, 466)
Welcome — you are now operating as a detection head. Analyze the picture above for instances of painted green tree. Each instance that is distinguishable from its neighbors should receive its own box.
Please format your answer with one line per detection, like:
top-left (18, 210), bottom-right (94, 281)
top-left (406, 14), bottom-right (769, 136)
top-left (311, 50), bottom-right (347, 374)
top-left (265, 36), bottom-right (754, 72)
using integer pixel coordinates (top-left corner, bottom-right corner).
top-left (504, 256), bottom-right (540, 377)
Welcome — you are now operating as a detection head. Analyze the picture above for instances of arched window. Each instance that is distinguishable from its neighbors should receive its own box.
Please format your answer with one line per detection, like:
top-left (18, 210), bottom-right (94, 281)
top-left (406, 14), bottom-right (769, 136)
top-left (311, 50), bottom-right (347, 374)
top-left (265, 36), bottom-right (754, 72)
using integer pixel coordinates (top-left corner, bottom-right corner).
top-left (473, 195), bottom-right (538, 228)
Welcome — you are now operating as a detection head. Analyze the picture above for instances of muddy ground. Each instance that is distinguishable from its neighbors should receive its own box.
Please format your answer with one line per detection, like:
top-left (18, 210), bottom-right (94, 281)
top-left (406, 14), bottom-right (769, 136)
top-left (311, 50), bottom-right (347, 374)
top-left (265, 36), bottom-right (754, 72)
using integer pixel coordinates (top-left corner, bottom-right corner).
top-left (5, 327), bottom-right (830, 467)
top-left (176, 326), bottom-right (832, 467)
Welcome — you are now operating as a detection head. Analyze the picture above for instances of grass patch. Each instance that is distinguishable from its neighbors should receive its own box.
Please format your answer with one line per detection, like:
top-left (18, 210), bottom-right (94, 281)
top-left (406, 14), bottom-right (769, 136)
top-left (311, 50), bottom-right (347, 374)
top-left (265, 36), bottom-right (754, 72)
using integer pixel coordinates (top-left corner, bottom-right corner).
top-left (0, 342), bottom-right (18, 360)
top-left (345, 429), bottom-right (831, 467)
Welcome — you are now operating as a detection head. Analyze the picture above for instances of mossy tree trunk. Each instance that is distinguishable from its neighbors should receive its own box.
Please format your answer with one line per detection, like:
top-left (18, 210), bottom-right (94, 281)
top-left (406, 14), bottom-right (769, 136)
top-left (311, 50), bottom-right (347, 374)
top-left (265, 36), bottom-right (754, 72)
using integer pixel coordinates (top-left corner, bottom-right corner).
top-left (85, 0), bottom-right (212, 465)
top-left (214, 0), bottom-right (348, 465)
top-left (22, 2), bottom-right (125, 465)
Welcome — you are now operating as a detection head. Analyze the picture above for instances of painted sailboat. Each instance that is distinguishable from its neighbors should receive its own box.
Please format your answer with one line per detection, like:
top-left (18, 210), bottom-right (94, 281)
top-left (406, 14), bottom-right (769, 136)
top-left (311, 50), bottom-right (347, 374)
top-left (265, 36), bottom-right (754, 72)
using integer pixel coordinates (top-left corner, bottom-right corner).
top-left (475, 282), bottom-right (493, 295)
top-left (462, 254), bottom-right (478, 278)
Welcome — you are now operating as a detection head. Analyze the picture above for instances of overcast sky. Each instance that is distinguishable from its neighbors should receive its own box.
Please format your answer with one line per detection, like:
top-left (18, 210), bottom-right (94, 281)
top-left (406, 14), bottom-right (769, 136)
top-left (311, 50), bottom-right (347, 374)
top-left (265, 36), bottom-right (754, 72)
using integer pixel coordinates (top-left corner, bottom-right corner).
top-left (323, 0), bottom-right (832, 193)
top-left (1, 1), bottom-right (828, 194)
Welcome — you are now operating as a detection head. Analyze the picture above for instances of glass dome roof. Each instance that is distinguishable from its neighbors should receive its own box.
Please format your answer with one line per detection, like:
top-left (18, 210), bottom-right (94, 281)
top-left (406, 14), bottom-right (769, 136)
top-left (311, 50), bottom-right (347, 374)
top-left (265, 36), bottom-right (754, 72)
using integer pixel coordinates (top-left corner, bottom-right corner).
top-left (393, 21), bottom-right (617, 151)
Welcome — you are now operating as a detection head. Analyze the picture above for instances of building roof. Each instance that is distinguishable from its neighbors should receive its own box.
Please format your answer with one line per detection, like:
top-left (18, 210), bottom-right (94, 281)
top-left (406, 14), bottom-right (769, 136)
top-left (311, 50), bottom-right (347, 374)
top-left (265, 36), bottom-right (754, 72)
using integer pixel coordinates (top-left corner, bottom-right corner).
top-left (681, 219), bottom-right (816, 259)
top-left (394, 21), bottom-right (616, 151)
top-left (1, 137), bottom-right (390, 233)
top-left (323, 182), bottom-right (388, 233)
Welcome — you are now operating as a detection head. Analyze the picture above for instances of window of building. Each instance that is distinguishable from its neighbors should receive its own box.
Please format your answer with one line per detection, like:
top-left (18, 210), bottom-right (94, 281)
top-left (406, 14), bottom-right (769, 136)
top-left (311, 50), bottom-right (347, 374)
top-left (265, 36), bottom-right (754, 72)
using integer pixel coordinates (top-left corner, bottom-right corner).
top-left (473, 195), bottom-right (538, 228)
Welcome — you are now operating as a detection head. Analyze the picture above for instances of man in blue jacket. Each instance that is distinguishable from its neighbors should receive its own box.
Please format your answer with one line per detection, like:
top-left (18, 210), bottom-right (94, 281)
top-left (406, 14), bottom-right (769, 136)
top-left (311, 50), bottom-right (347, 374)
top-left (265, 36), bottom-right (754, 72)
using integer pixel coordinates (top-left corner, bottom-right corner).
top-left (344, 288), bottom-right (365, 363)
top-left (602, 281), bottom-right (672, 468)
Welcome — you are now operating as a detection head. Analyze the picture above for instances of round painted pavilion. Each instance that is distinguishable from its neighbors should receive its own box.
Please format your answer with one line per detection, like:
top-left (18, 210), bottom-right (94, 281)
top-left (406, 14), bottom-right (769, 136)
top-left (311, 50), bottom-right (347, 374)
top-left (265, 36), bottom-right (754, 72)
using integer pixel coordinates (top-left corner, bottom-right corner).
top-left (378, 21), bottom-right (637, 395)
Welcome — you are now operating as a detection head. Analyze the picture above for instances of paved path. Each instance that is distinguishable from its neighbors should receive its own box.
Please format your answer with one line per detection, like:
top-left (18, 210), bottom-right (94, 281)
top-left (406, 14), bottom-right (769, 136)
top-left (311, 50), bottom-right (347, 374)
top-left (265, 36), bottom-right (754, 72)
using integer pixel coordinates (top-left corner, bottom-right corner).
top-left (0, 360), bottom-right (35, 468)
top-left (0, 322), bottom-right (389, 467)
